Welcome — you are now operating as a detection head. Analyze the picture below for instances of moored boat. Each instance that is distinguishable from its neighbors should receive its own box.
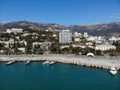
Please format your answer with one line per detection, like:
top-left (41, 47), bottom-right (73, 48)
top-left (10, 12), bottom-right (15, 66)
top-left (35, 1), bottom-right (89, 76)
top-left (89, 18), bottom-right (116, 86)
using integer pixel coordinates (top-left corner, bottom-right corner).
top-left (49, 61), bottom-right (55, 65)
top-left (110, 66), bottom-right (117, 75)
top-left (6, 60), bottom-right (16, 65)
top-left (43, 61), bottom-right (50, 65)
top-left (43, 61), bottom-right (55, 65)
top-left (25, 60), bottom-right (31, 65)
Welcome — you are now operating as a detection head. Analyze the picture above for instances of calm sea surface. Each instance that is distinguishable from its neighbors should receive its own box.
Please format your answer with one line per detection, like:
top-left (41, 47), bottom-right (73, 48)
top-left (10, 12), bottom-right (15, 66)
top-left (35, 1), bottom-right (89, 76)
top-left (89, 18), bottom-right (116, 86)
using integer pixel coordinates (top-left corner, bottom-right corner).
top-left (0, 61), bottom-right (120, 90)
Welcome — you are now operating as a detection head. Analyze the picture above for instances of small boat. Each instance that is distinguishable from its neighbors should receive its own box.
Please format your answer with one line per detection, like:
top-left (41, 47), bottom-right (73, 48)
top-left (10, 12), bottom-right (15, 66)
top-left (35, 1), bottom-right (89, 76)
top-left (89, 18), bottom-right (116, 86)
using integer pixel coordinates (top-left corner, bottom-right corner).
top-left (6, 60), bottom-right (16, 65)
top-left (43, 61), bottom-right (50, 65)
top-left (43, 61), bottom-right (55, 65)
top-left (25, 60), bottom-right (31, 65)
top-left (49, 61), bottom-right (55, 65)
top-left (110, 67), bottom-right (117, 75)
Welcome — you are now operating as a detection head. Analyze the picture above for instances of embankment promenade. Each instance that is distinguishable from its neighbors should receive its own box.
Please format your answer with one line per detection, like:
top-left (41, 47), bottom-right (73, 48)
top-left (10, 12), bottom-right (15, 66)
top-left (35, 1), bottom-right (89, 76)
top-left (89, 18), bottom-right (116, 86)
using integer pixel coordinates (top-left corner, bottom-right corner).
top-left (0, 54), bottom-right (120, 70)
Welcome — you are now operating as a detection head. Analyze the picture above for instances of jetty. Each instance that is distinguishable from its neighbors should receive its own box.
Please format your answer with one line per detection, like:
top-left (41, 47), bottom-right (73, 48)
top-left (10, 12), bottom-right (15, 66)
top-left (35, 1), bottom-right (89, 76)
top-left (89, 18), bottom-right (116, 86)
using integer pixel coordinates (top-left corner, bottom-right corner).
top-left (0, 54), bottom-right (120, 70)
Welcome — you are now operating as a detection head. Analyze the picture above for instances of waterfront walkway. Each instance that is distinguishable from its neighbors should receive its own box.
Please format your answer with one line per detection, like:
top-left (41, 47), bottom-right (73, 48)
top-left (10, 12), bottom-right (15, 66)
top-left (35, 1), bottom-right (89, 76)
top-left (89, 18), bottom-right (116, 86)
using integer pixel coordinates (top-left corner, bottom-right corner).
top-left (0, 54), bottom-right (120, 70)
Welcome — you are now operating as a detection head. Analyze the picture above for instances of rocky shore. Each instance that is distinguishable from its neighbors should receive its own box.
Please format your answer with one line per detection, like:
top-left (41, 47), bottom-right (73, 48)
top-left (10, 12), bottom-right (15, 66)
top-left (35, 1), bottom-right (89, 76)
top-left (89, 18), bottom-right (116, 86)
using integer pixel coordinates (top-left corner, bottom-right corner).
top-left (0, 54), bottom-right (120, 70)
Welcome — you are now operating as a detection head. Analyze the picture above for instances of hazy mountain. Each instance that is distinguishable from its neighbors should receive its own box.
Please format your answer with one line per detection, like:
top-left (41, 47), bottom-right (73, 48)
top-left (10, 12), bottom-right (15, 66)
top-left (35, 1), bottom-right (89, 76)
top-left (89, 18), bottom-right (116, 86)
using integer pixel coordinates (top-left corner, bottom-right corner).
top-left (69, 22), bottom-right (120, 36)
top-left (0, 21), bottom-right (67, 31)
top-left (0, 21), bottom-right (120, 36)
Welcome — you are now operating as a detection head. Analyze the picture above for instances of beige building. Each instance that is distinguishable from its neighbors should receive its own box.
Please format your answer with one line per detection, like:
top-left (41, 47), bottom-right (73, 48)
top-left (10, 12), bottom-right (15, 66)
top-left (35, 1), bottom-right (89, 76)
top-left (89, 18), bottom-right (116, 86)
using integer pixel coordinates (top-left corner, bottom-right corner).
top-left (95, 44), bottom-right (116, 51)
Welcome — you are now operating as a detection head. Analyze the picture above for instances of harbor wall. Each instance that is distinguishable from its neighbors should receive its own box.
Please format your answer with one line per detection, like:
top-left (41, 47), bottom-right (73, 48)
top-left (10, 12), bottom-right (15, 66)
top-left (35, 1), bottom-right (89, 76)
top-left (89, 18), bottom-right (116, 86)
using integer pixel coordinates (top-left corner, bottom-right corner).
top-left (0, 54), bottom-right (120, 70)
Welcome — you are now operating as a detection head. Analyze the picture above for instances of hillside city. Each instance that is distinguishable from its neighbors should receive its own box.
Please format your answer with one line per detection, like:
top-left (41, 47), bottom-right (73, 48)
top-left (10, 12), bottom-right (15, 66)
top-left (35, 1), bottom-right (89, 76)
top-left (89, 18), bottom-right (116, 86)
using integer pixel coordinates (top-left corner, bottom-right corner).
top-left (0, 28), bottom-right (120, 56)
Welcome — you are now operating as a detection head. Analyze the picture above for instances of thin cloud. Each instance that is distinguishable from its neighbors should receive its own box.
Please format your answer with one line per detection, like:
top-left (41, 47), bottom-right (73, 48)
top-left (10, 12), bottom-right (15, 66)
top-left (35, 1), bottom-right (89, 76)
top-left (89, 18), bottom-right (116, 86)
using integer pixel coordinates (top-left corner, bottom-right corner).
top-left (110, 16), bottom-right (120, 20)
top-left (110, 12), bottom-right (120, 20)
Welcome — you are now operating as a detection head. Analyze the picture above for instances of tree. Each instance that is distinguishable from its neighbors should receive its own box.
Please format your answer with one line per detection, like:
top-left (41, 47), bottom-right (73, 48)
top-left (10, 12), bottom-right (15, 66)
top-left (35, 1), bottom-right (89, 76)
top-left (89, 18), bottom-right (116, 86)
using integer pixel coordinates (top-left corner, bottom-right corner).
top-left (49, 42), bottom-right (60, 54)
top-left (95, 50), bottom-right (103, 56)
top-left (72, 47), bottom-right (81, 54)
top-left (112, 41), bottom-right (120, 55)
top-left (109, 49), bottom-right (117, 56)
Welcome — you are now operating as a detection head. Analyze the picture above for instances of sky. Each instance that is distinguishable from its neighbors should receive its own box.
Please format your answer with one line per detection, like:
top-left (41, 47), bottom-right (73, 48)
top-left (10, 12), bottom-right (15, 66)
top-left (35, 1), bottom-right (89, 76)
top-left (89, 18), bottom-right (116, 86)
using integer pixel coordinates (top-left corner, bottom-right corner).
top-left (0, 0), bottom-right (120, 25)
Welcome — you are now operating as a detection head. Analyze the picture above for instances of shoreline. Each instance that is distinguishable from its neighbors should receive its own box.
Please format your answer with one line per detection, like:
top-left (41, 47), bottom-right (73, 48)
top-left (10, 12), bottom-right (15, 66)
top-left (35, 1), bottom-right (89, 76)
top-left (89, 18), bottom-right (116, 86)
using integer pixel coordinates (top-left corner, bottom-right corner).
top-left (0, 54), bottom-right (120, 70)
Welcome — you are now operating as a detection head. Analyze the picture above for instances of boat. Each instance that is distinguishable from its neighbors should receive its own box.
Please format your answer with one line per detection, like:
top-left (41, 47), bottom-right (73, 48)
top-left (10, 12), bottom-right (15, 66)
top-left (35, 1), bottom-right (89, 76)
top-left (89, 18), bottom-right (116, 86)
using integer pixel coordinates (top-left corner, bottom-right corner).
top-left (49, 61), bottom-right (55, 65)
top-left (25, 60), bottom-right (31, 65)
top-left (43, 61), bottom-right (49, 65)
top-left (110, 66), bottom-right (117, 75)
top-left (43, 61), bottom-right (55, 65)
top-left (6, 60), bottom-right (16, 65)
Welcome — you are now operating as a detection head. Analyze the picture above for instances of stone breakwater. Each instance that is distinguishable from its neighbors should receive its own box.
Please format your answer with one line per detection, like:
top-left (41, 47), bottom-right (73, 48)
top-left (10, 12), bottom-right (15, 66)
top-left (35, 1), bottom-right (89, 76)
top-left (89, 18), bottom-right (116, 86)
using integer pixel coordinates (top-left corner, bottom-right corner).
top-left (0, 54), bottom-right (120, 70)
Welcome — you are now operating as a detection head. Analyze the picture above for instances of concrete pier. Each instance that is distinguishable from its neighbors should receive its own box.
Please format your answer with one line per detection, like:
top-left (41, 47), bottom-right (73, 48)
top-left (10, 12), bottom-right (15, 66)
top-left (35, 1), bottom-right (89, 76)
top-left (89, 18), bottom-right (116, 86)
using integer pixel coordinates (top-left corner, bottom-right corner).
top-left (0, 54), bottom-right (120, 70)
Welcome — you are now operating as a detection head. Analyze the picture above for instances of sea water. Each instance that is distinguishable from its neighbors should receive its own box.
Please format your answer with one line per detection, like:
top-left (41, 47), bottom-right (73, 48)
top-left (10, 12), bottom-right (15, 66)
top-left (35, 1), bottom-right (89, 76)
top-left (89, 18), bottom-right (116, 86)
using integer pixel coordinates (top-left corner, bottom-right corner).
top-left (0, 62), bottom-right (120, 90)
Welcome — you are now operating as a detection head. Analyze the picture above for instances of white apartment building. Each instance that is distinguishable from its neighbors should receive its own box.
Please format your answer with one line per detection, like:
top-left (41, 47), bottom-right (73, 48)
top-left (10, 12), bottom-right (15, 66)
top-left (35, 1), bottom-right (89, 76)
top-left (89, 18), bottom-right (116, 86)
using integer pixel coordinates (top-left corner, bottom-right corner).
top-left (59, 30), bottom-right (72, 43)
top-left (74, 32), bottom-right (82, 37)
top-left (108, 36), bottom-right (118, 43)
top-left (6, 28), bottom-right (23, 33)
top-left (95, 43), bottom-right (116, 51)
top-left (74, 38), bottom-right (81, 42)
top-left (87, 36), bottom-right (96, 41)
top-left (83, 32), bottom-right (88, 38)
top-left (32, 42), bottom-right (52, 50)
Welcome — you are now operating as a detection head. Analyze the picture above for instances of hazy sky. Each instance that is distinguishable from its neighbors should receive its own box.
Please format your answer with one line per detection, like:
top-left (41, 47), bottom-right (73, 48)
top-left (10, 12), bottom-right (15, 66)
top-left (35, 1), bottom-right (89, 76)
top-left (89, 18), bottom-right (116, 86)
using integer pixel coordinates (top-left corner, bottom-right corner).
top-left (0, 0), bottom-right (120, 25)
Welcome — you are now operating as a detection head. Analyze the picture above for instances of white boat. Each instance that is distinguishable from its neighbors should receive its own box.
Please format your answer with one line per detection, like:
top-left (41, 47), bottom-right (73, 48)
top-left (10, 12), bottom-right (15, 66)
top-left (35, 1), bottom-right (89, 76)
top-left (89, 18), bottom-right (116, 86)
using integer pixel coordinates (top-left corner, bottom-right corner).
top-left (25, 60), bottom-right (31, 65)
top-left (43, 61), bottom-right (55, 65)
top-left (49, 61), bottom-right (55, 65)
top-left (43, 61), bottom-right (50, 65)
top-left (110, 67), bottom-right (117, 75)
top-left (6, 60), bottom-right (16, 65)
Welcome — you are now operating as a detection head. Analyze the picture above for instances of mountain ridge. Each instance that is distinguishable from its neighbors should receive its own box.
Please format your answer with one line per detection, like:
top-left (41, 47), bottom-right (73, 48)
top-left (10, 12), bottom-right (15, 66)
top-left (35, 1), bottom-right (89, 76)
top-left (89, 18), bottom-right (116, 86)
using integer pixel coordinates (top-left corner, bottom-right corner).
top-left (0, 21), bottom-right (120, 36)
